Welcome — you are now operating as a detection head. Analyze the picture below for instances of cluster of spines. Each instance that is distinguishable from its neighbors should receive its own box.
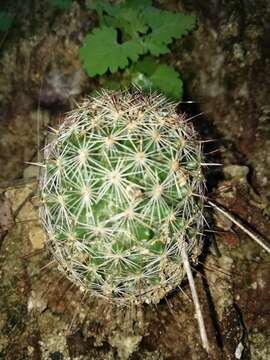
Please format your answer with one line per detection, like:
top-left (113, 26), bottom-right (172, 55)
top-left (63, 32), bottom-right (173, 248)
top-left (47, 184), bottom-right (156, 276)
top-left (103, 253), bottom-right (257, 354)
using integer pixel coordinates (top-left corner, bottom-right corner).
top-left (39, 89), bottom-right (205, 305)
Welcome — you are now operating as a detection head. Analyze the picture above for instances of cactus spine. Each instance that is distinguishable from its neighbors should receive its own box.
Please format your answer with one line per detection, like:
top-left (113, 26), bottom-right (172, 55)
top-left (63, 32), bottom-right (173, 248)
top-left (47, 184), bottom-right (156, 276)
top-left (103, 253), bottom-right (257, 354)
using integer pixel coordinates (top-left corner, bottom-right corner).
top-left (39, 89), bottom-right (205, 305)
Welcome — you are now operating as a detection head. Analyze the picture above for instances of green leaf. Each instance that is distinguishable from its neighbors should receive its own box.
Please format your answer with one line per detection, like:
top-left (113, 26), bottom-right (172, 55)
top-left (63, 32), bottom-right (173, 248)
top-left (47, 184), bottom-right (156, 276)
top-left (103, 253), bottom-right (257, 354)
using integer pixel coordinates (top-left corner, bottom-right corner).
top-left (0, 11), bottom-right (13, 32)
top-left (103, 7), bottom-right (148, 38)
top-left (48, 0), bottom-right (73, 9)
top-left (87, 0), bottom-right (151, 37)
top-left (82, 0), bottom-right (195, 98)
top-left (132, 56), bottom-right (157, 76)
top-left (142, 7), bottom-right (196, 55)
top-left (86, 0), bottom-right (115, 18)
top-left (150, 64), bottom-right (183, 99)
top-left (131, 57), bottom-right (183, 99)
top-left (79, 26), bottom-right (144, 76)
top-left (105, 0), bottom-right (151, 37)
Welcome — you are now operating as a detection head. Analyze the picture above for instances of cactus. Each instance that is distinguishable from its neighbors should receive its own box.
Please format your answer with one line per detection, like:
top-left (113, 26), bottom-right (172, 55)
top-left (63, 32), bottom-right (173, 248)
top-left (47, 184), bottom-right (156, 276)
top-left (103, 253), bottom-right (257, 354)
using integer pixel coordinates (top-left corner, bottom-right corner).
top-left (39, 88), bottom-right (205, 305)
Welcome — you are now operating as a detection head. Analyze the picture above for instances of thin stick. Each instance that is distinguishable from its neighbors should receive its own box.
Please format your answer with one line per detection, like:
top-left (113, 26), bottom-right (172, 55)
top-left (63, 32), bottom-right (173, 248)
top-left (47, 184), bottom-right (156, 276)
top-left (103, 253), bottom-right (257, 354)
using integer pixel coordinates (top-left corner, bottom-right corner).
top-left (24, 161), bottom-right (45, 167)
top-left (181, 245), bottom-right (210, 353)
top-left (201, 162), bottom-right (223, 167)
top-left (208, 200), bottom-right (270, 255)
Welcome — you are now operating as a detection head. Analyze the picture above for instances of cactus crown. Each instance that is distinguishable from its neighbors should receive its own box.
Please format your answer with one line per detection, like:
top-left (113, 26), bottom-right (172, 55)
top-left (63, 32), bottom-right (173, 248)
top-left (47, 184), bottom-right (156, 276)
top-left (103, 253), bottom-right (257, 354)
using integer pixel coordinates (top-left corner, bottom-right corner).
top-left (39, 89), bottom-right (205, 305)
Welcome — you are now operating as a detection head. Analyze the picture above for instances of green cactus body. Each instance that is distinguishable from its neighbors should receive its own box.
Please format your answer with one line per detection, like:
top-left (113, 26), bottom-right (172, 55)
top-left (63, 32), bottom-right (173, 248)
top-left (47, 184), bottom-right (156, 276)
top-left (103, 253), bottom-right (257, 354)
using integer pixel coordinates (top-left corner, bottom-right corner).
top-left (39, 89), bottom-right (205, 305)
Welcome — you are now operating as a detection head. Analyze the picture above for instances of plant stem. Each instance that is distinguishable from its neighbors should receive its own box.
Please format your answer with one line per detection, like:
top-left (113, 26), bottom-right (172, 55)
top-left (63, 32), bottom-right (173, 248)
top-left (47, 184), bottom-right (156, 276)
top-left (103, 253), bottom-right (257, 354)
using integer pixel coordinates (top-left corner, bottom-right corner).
top-left (208, 200), bottom-right (270, 255)
top-left (181, 244), bottom-right (210, 353)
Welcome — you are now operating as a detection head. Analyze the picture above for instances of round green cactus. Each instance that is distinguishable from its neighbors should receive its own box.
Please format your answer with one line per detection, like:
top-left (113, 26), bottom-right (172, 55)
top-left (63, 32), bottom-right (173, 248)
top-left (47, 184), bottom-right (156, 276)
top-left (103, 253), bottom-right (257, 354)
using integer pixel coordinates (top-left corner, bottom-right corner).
top-left (39, 89), bottom-right (205, 305)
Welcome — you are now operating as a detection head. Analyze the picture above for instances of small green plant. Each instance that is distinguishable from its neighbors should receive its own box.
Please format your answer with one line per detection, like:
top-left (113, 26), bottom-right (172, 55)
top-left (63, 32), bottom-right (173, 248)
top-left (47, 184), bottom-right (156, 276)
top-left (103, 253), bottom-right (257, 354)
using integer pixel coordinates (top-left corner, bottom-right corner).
top-left (0, 11), bottom-right (13, 32)
top-left (80, 0), bottom-right (196, 99)
top-left (39, 88), bottom-right (205, 305)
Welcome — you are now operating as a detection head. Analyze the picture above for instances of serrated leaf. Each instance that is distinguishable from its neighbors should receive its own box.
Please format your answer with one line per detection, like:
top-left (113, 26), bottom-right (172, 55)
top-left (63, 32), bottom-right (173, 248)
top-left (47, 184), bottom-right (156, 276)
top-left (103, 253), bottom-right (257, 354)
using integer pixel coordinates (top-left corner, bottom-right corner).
top-left (142, 7), bottom-right (196, 55)
top-left (82, 0), bottom-right (195, 98)
top-left (85, 0), bottom-right (115, 18)
top-left (150, 64), bottom-right (183, 99)
top-left (88, 0), bottom-right (151, 37)
top-left (131, 58), bottom-right (183, 99)
top-left (132, 56), bottom-right (157, 75)
top-left (103, 7), bottom-right (148, 38)
top-left (0, 11), bottom-right (13, 32)
top-left (79, 27), bottom-right (144, 76)
top-left (105, 1), bottom-right (150, 37)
